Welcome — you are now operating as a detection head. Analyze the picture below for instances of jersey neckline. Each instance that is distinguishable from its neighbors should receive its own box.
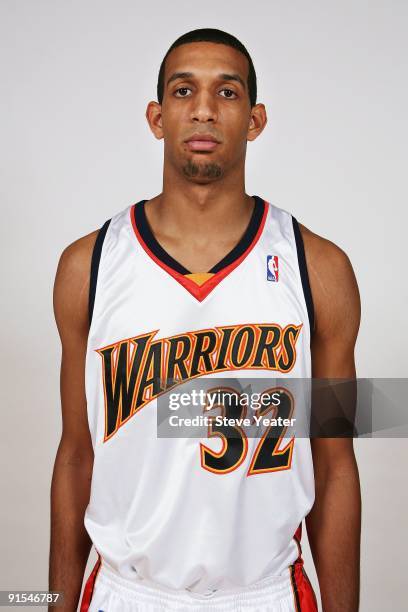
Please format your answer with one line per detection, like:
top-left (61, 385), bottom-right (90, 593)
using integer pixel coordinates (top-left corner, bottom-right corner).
top-left (130, 195), bottom-right (269, 302)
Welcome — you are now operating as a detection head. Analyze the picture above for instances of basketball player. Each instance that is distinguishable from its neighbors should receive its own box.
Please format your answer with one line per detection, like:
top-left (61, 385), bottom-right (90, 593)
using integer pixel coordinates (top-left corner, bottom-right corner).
top-left (49, 28), bottom-right (361, 611)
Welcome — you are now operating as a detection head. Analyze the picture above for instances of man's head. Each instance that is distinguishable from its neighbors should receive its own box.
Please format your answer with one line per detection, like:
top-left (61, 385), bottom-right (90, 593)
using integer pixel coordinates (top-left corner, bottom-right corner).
top-left (156, 28), bottom-right (258, 109)
top-left (146, 28), bottom-right (267, 184)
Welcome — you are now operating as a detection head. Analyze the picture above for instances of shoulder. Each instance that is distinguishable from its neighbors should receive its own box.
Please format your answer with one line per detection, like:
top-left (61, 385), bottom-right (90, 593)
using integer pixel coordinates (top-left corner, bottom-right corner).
top-left (299, 222), bottom-right (354, 280)
top-left (298, 223), bottom-right (361, 338)
top-left (53, 230), bottom-right (100, 336)
top-left (55, 230), bottom-right (100, 296)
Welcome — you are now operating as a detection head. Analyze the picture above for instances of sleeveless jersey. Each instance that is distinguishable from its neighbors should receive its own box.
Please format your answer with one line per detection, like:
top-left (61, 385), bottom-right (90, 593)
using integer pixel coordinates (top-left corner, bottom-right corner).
top-left (83, 195), bottom-right (315, 596)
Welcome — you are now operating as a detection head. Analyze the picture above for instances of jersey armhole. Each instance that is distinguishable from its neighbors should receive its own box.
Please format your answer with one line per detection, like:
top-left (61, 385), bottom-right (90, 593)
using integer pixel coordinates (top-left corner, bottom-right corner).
top-left (291, 216), bottom-right (315, 338)
top-left (89, 219), bottom-right (111, 327)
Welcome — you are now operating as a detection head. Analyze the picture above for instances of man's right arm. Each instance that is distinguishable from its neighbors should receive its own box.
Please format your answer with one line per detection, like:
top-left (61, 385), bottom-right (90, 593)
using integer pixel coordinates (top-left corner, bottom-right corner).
top-left (49, 230), bottom-right (99, 611)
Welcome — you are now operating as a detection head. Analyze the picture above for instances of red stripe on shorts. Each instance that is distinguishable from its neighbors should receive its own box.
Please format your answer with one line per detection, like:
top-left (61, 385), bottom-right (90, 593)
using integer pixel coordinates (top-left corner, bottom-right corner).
top-left (80, 553), bottom-right (102, 612)
top-left (290, 558), bottom-right (319, 611)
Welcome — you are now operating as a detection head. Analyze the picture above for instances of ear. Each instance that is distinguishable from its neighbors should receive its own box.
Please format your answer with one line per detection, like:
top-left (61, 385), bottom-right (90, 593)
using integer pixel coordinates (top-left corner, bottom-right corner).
top-left (247, 103), bottom-right (268, 142)
top-left (146, 101), bottom-right (164, 140)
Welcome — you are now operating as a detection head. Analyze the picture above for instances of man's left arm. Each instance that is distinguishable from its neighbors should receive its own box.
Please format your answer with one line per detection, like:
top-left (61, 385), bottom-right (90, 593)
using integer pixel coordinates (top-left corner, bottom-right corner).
top-left (301, 226), bottom-right (362, 612)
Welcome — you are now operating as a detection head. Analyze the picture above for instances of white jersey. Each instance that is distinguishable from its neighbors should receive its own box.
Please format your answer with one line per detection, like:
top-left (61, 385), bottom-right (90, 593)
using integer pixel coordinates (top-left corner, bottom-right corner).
top-left (83, 195), bottom-right (315, 596)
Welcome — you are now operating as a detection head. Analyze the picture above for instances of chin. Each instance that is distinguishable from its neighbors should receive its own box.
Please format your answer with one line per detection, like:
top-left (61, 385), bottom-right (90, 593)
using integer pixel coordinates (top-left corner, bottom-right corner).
top-left (182, 159), bottom-right (223, 180)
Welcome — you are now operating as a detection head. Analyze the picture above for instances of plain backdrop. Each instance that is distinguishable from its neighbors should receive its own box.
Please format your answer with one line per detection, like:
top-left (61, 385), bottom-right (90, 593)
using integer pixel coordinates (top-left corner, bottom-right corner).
top-left (1, 1), bottom-right (407, 610)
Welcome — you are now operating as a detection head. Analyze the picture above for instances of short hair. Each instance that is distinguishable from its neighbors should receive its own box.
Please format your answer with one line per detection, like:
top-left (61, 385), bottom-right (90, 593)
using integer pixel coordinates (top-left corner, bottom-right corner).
top-left (157, 28), bottom-right (257, 107)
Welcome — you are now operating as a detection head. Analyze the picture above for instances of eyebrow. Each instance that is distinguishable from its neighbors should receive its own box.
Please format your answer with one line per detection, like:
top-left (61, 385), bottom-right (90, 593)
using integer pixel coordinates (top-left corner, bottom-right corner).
top-left (166, 71), bottom-right (246, 90)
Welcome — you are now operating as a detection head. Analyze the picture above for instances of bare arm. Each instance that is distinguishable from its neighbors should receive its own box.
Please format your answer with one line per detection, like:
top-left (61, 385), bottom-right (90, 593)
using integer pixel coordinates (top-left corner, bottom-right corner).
top-left (301, 225), bottom-right (362, 612)
top-left (49, 231), bottom-right (98, 611)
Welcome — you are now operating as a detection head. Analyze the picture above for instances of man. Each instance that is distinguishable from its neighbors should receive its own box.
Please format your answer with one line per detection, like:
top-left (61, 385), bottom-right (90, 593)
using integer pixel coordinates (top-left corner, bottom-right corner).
top-left (49, 28), bottom-right (361, 611)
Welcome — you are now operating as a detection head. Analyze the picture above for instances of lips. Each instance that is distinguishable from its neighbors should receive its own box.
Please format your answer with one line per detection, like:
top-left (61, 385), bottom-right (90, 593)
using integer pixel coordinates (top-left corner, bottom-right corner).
top-left (185, 134), bottom-right (220, 152)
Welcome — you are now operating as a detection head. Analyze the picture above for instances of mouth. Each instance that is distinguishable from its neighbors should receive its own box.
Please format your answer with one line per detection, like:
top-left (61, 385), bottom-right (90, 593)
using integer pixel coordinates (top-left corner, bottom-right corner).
top-left (184, 135), bottom-right (221, 152)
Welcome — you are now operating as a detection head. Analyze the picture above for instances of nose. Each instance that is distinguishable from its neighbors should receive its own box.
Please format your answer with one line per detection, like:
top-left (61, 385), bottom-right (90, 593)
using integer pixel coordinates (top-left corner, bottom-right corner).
top-left (190, 91), bottom-right (218, 123)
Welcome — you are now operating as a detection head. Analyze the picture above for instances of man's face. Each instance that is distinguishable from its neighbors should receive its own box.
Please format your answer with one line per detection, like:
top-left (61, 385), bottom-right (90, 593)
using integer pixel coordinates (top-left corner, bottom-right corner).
top-left (159, 42), bottom-right (254, 183)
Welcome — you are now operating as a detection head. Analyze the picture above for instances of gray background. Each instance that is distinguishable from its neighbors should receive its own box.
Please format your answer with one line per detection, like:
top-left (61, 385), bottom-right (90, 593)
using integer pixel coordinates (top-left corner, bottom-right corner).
top-left (1, 0), bottom-right (407, 610)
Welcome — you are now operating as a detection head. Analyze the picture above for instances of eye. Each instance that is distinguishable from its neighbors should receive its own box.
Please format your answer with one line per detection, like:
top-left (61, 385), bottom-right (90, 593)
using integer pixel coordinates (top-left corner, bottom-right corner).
top-left (219, 88), bottom-right (238, 99)
top-left (174, 87), bottom-right (192, 97)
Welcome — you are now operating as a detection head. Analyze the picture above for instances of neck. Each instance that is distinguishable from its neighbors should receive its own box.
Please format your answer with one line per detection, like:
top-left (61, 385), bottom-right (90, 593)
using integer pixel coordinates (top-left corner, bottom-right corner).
top-left (145, 169), bottom-right (253, 243)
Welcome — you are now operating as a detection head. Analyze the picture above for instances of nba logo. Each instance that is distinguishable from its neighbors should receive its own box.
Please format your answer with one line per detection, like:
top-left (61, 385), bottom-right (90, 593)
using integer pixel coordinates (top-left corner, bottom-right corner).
top-left (267, 255), bottom-right (279, 282)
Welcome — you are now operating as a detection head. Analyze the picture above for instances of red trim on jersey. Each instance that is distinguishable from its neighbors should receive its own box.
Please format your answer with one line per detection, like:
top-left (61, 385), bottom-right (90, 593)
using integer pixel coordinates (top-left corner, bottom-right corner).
top-left (294, 523), bottom-right (303, 554)
top-left (294, 523), bottom-right (302, 544)
top-left (80, 553), bottom-right (102, 611)
top-left (130, 199), bottom-right (269, 302)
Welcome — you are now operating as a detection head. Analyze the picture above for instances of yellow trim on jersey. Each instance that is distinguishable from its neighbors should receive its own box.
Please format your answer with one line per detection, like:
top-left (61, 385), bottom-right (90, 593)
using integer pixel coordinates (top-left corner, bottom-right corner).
top-left (184, 272), bottom-right (215, 286)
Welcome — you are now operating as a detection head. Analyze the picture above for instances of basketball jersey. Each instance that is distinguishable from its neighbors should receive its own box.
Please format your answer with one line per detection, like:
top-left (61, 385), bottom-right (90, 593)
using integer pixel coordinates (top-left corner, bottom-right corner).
top-left (83, 195), bottom-right (315, 596)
